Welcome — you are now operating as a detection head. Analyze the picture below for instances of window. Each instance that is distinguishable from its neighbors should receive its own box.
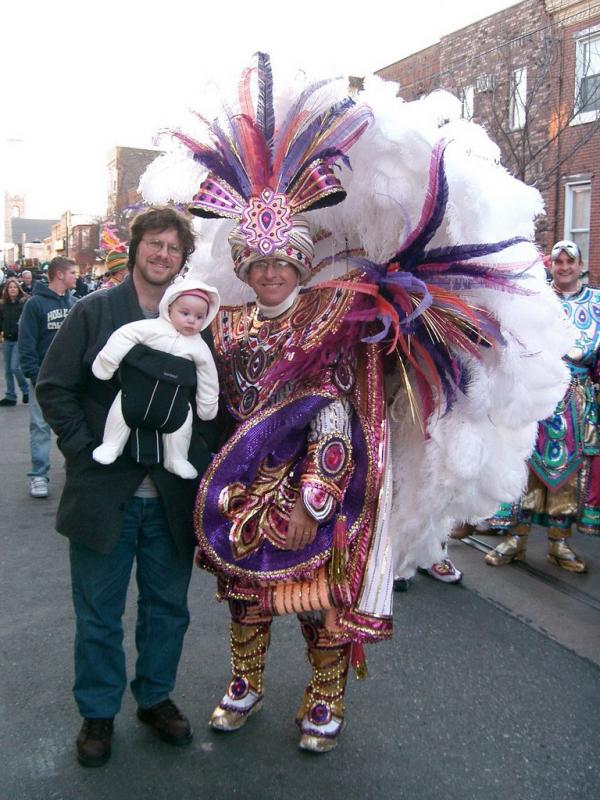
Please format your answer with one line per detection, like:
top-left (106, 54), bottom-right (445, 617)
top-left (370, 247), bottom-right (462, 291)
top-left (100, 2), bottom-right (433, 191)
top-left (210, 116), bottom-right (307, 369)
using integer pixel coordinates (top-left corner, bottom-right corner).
top-left (509, 67), bottom-right (527, 130)
top-left (460, 85), bottom-right (475, 120)
top-left (476, 74), bottom-right (496, 93)
top-left (573, 26), bottom-right (600, 124)
top-left (564, 181), bottom-right (591, 267)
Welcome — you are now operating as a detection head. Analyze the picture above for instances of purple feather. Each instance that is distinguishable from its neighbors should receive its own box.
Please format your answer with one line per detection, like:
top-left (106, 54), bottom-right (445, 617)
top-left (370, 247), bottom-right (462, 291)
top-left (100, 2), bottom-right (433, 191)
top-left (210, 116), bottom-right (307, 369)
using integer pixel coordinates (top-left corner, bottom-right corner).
top-left (421, 237), bottom-right (528, 264)
top-left (255, 52), bottom-right (275, 152)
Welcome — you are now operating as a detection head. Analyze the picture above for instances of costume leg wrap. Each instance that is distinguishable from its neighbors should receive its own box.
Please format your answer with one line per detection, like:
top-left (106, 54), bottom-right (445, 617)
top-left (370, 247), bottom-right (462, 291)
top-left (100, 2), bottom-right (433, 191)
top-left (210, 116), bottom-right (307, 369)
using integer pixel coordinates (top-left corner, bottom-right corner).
top-left (296, 644), bottom-right (351, 725)
top-left (229, 620), bottom-right (271, 697)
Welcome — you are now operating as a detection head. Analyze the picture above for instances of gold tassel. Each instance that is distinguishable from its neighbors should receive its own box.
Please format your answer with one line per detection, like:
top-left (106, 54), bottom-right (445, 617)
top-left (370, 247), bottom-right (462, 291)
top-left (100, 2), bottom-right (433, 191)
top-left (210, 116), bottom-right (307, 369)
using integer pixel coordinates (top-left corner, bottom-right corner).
top-left (351, 641), bottom-right (368, 680)
top-left (329, 515), bottom-right (347, 585)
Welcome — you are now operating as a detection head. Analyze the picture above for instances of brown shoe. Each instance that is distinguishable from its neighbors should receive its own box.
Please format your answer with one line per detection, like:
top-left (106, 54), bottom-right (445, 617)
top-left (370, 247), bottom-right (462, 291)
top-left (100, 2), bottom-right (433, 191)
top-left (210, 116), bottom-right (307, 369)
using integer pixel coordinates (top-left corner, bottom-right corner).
top-left (137, 698), bottom-right (193, 745)
top-left (76, 718), bottom-right (114, 767)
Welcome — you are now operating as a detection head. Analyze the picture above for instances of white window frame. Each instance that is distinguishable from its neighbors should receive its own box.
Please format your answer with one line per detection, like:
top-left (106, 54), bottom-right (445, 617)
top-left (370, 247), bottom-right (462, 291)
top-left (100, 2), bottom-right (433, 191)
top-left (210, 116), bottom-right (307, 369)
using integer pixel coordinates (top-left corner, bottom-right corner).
top-left (509, 67), bottom-right (527, 130)
top-left (460, 85), bottom-right (475, 120)
top-left (563, 179), bottom-right (591, 269)
top-left (571, 24), bottom-right (600, 126)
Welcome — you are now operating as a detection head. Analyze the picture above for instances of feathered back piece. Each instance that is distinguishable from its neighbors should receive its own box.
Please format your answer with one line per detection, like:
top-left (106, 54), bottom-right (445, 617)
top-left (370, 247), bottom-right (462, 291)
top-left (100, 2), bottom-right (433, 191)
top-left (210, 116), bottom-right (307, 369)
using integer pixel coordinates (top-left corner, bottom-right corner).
top-left (271, 140), bottom-right (531, 426)
top-left (171, 52), bottom-right (372, 258)
top-left (335, 140), bottom-right (531, 423)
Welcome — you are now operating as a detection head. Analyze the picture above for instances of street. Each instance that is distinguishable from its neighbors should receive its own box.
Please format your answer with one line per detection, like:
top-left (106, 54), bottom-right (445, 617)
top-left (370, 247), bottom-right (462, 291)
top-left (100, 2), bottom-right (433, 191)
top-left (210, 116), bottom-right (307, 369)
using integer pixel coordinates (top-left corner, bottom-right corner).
top-left (1, 363), bottom-right (599, 800)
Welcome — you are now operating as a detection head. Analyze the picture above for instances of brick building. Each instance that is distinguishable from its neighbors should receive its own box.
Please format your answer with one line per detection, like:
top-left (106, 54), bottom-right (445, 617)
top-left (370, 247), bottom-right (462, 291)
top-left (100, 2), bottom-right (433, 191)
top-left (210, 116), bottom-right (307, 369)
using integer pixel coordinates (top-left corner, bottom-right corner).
top-left (376, 0), bottom-right (600, 284)
top-left (107, 146), bottom-right (161, 220)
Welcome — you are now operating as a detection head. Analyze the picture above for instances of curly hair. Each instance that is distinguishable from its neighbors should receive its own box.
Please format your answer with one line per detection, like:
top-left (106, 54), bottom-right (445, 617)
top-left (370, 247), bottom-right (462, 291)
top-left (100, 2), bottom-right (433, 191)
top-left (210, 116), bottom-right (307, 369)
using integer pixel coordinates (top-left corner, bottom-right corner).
top-left (128, 206), bottom-right (195, 272)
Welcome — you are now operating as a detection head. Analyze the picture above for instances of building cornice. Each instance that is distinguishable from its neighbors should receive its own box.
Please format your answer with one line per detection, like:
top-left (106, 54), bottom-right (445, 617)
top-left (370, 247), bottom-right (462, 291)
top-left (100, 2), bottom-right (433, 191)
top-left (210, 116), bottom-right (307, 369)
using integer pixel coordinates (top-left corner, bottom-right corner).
top-left (546, 0), bottom-right (600, 24)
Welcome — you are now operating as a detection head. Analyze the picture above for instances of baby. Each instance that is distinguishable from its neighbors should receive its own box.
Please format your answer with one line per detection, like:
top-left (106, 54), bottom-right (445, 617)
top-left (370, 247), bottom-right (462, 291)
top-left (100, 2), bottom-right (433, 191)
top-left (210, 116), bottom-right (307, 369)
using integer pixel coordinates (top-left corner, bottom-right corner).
top-left (91, 277), bottom-right (220, 479)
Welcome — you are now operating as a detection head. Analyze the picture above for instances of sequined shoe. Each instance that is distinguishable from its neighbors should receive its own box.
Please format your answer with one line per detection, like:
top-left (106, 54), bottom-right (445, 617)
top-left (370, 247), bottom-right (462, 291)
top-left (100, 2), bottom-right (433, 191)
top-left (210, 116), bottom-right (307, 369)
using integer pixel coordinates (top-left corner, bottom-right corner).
top-left (298, 702), bottom-right (345, 753)
top-left (418, 558), bottom-right (463, 584)
top-left (209, 676), bottom-right (263, 731)
top-left (484, 533), bottom-right (527, 566)
top-left (547, 537), bottom-right (587, 573)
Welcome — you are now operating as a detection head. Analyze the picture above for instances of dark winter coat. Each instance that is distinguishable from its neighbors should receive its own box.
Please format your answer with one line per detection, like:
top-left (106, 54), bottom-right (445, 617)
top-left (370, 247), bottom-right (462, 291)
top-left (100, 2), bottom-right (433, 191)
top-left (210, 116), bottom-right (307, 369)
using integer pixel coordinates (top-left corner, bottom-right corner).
top-left (36, 276), bottom-right (222, 558)
top-left (18, 283), bottom-right (75, 383)
top-left (0, 297), bottom-right (28, 341)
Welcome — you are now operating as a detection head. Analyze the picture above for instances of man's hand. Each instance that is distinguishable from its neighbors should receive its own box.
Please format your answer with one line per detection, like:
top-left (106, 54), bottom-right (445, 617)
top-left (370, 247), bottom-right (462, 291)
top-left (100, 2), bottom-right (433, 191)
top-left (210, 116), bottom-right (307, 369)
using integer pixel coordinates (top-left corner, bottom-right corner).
top-left (285, 496), bottom-right (318, 551)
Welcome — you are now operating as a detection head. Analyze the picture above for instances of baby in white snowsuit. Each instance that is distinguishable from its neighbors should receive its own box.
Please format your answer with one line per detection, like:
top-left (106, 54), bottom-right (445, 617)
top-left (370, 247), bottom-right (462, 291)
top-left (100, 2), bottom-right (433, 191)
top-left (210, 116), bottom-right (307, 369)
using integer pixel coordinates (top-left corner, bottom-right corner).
top-left (91, 278), bottom-right (220, 479)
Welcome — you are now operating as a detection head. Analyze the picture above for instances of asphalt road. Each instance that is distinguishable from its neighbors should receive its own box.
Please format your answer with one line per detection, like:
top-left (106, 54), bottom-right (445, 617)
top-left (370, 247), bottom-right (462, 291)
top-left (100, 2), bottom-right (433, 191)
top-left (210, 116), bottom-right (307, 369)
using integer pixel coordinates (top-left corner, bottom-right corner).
top-left (1, 359), bottom-right (599, 800)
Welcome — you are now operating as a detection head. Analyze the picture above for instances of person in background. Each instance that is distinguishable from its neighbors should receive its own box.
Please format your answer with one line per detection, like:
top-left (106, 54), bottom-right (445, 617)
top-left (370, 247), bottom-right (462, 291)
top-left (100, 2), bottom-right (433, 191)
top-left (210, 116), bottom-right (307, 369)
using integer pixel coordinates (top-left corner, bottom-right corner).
top-left (102, 250), bottom-right (129, 288)
top-left (0, 277), bottom-right (30, 406)
top-left (485, 240), bottom-right (600, 571)
top-left (20, 269), bottom-right (34, 295)
top-left (18, 256), bottom-right (77, 497)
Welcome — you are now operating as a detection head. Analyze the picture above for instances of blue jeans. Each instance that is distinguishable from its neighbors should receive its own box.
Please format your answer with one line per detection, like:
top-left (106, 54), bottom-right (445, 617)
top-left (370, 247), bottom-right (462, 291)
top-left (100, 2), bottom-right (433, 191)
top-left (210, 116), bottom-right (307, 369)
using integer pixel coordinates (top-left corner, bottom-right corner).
top-left (28, 381), bottom-right (51, 479)
top-left (69, 497), bottom-right (192, 718)
top-left (2, 340), bottom-right (28, 401)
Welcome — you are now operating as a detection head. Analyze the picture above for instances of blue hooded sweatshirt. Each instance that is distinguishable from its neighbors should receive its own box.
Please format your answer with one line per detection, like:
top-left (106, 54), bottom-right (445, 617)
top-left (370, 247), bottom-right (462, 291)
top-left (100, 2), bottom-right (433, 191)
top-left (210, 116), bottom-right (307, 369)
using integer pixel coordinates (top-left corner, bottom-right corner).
top-left (18, 283), bottom-right (75, 384)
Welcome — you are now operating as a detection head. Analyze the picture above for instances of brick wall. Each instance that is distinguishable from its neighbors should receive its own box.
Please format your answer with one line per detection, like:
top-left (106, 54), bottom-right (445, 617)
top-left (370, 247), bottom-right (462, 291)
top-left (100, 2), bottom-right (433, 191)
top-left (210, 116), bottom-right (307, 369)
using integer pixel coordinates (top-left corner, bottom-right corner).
top-left (107, 147), bottom-right (161, 218)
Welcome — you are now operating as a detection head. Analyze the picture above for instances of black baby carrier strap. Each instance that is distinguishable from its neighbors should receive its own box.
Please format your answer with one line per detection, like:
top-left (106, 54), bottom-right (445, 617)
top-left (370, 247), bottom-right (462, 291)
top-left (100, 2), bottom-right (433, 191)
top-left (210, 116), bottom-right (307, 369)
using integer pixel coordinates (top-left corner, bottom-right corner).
top-left (106, 286), bottom-right (196, 466)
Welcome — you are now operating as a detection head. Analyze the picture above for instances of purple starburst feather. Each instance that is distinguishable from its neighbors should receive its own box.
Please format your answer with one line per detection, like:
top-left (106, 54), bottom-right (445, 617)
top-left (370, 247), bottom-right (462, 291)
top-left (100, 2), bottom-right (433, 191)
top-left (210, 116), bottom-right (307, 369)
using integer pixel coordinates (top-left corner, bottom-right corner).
top-left (255, 52), bottom-right (275, 151)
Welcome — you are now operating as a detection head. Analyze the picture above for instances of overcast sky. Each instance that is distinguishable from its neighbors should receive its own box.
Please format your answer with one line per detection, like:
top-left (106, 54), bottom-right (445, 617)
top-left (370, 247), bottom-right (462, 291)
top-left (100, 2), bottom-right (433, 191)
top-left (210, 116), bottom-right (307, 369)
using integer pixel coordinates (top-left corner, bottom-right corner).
top-left (1, 0), bottom-right (518, 223)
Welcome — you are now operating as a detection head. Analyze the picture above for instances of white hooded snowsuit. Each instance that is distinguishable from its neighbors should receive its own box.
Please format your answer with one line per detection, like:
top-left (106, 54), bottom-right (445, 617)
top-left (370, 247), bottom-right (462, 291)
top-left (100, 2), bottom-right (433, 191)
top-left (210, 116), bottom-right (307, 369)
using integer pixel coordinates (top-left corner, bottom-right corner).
top-left (91, 278), bottom-right (220, 479)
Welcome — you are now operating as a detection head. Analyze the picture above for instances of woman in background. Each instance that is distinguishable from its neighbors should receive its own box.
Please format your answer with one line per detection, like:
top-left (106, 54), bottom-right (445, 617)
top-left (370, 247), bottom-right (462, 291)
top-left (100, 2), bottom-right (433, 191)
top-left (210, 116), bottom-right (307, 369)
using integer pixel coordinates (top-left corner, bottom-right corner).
top-left (0, 277), bottom-right (29, 406)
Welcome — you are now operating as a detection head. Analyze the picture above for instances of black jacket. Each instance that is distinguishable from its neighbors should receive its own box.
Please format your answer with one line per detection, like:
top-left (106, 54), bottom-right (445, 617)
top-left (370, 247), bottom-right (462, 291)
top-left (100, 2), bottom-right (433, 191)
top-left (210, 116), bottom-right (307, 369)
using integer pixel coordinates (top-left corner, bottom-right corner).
top-left (18, 283), bottom-right (75, 383)
top-left (0, 297), bottom-right (28, 341)
top-left (36, 277), bottom-right (221, 557)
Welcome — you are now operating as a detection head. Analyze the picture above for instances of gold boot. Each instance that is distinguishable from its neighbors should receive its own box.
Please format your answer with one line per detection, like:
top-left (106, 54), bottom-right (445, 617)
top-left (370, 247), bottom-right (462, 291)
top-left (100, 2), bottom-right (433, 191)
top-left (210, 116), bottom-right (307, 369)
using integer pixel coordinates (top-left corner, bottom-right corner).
top-left (209, 621), bottom-right (270, 732)
top-left (484, 524), bottom-right (530, 566)
top-left (547, 528), bottom-right (587, 573)
top-left (296, 645), bottom-right (350, 753)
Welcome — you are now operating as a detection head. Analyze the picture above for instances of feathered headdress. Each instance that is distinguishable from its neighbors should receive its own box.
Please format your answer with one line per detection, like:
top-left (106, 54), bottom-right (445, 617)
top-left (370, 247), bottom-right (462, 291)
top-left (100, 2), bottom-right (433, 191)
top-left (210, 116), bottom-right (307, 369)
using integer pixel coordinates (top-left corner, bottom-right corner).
top-left (169, 52), bottom-right (372, 274)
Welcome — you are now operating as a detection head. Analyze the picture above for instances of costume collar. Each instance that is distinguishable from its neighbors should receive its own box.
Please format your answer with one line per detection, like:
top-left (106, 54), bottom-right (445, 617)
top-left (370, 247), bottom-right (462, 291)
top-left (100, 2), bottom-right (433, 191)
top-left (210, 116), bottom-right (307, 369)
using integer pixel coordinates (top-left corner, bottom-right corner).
top-left (552, 281), bottom-right (583, 299)
top-left (256, 287), bottom-right (301, 319)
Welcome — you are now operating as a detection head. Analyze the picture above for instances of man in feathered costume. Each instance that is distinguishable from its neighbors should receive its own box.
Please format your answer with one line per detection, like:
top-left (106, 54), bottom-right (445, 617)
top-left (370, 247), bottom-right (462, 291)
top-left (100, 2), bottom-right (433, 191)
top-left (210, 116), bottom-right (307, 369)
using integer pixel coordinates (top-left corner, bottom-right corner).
top-left (485, 240), bottom-right (600, 571)
top-left (140, 54), bottom-right (573, 752)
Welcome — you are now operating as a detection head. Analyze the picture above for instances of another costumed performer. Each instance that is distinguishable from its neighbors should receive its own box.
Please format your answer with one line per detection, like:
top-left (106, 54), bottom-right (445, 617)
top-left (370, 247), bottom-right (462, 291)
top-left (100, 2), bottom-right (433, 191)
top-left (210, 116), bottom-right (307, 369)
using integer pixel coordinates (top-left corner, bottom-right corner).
top-left (91, 278), bottom-right (220, 479)
top-left (140, 54), bottom-right (573, 753)
top-left (485, 239), bottom-right (600, 571)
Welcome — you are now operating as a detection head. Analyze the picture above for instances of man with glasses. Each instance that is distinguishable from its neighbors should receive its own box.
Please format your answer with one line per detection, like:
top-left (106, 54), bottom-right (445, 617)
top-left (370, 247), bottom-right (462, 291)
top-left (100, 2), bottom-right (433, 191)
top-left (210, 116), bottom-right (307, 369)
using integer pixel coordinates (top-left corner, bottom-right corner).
top-left (485, 240), bottom-right (600, 571)
top-left (36, 207), bottom-right (220, 767)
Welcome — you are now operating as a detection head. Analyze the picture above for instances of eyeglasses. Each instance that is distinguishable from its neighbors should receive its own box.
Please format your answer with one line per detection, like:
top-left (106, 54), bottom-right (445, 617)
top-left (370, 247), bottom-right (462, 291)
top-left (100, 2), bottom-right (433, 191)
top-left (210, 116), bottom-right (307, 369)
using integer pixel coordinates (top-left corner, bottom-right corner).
top-left (142, 238), bottom-right (183, 258)
top-left (551, 240), bottom-right (580, 261)
top-left (250, 258), bottom-right (293, 273)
